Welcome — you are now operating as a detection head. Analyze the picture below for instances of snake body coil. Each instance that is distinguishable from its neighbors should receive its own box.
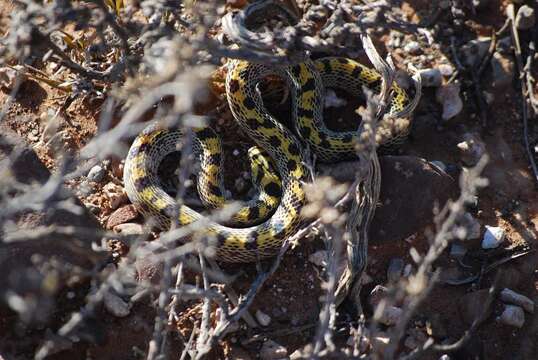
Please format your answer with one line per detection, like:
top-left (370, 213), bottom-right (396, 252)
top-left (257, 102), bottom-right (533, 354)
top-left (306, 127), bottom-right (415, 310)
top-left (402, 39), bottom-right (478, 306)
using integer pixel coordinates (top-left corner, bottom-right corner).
top-left (124, 57), bottom-right (409, 263)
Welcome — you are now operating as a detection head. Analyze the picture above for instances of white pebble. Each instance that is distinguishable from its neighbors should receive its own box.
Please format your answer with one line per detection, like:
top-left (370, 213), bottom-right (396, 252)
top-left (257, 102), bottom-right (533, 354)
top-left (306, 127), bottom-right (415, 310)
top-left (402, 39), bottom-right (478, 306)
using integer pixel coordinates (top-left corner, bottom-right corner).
top-left (308, 250), bottom-right (328, 267)
top-left (498, 305), bottom-right (525, 328)
top-left (481, 225), bottom-right (505, 249)
top-left (436, 84), bottom-right (463, 121)
top-left (500, 288), bottom-right (534, 313)
top-left (457, 133), bottom-right (486, 166)
top-left (103, 290), bottom-right (131, 317)
top-left (462, 212), bottom-right (481, 240)
top-left (324, 89), bottom-right (347, 108)
top-left (260, 340), bottom-right (287, 360)
top-left (404, 41), bottom-right (421, 55)
top-left (255, 310), bottom-right (272, 327)
top-left (87, 164), bottom-right (106, 182)
top-left (419, 68), bottom-right (442, 87)
top-left (113, 223), bottom-right (144, 236)
top-left (438, 64), bottom-right (454, 77)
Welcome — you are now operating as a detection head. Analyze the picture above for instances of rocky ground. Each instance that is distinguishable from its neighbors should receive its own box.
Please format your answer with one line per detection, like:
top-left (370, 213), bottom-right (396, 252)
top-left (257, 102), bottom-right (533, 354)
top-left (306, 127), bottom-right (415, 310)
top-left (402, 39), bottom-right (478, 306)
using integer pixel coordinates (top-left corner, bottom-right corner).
top-left (1, 0), bottom-right (538, 359)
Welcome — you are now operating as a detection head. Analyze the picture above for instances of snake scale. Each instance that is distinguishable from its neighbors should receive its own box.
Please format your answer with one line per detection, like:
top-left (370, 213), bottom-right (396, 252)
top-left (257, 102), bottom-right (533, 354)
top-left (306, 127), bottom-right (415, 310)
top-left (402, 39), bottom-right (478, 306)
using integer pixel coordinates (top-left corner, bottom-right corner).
top-left (123, 57), bottom-right (409, 263)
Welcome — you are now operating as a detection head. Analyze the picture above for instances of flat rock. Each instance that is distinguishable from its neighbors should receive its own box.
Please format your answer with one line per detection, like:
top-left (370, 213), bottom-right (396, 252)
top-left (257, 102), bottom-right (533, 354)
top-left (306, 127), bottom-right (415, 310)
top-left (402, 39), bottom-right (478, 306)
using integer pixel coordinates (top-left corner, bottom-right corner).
top-left (106, 204), bottom-right (140, 229)
top-left (321, 156), bottom-right (458, 243)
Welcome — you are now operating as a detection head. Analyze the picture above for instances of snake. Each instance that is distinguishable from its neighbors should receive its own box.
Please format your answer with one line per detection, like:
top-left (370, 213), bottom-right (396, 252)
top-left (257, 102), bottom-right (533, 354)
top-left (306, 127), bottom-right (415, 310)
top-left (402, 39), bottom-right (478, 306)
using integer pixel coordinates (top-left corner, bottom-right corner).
top-left (123, 57), bottom-right (410, 263)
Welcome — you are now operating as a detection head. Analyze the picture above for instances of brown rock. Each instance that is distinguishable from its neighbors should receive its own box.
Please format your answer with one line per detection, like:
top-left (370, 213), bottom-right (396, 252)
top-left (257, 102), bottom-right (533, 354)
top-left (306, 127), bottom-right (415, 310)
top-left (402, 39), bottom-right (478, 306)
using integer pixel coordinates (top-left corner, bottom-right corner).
top-left (106, 204), bottom-right (140, 229)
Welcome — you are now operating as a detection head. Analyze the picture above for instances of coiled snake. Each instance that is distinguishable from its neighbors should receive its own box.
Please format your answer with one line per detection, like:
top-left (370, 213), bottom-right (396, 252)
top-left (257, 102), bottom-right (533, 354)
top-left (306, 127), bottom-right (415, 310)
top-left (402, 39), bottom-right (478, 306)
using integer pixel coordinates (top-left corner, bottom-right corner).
top-left (123, 57), bottom-right (409, 262)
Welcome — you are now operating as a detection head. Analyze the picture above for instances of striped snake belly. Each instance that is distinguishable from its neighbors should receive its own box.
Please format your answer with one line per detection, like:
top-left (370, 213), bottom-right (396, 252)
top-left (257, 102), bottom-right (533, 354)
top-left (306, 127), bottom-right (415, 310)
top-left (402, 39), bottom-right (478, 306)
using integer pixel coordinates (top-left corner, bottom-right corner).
top-left (123, 57), bottom-right (409, 263)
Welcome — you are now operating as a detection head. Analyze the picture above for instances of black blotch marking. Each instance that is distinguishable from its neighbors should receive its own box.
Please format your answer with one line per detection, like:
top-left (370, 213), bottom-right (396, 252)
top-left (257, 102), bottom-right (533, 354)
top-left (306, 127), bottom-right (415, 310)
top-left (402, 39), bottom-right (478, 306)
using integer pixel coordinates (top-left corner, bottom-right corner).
top-left (243, 96), bottom-right (255, 110)
top-left (287, 159), bottom-right (297, 172)
top-left (247, 206), bottom-right (260, 221)
top-left (322, 59), bottom-right (332, 73)
top-left (300, 126), bottom-right (312, 138)
top-left (264, 181), bottom-right (281, 197)
top-left (297, 107), bottom-right (314, 119)
top-left (216, 233), bottom-right (228, 246)
top-left (269, 135), bottom-right (281, 148)
top-left (302, 77), bottom-right (316, 92)
top-left (137, 141), bottom-right (151, 154)
top-left (337, 58), bottom-right (348, 64)
top-left (208, 183), bottom-right (222, 197)
top-left (246, 231), bottom-right (259, 248)
top-left (351, 66), bottom-right (362, 78)
top-left (255, 167), bottom-right (265, 184)
top-left (134, 177), bottom-right (151, 191)
top-left (228, 79), bottom-right (240, 93)
top-left (291, 65), bottom-right (302, 78)
top-left (320, 139), bottom-right (331, 148)
top-left (287, 143), bottom-right (300, 155)
top-left (207, 153), bottom-right (221, 165)
top-left (196, 128), bottom-right (214, 140)
top-left (370, 78), bottom-right (382, 91)
top-left (247, 118), bottom-right (261, 129)
top-left (261, 117), bottom-right (274, 128)
top-left (342, 134), bottom-right (353, 143)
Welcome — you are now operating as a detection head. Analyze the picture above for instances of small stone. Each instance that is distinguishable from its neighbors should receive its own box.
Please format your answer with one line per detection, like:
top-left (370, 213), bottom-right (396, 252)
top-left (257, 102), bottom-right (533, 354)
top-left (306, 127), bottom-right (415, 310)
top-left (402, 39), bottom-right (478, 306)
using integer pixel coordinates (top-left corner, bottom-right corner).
top-left (106, 204), bottom-right (139, 229)
top-left (404, 329), bottom-right (428, 350)
top-left (371, 333), bottom-right (390, 354)
top-left (255, 310), bottom-right (272, 327)
top-left (387, 258), bottom-right (404, 283)
top-left (439, 0), bottom-right (451, 10)
top-left (461, 38), bottom-right (491, 67)
top-left (324, 89), bottom-right (347, 108)
top-left (419, 68), bottom-right (442, 87)
top-left (113, 223), bottom-right (145, 236)
top-left (498, 305), bottom-right (525, 328)
top-left (500, 288), bottom-right (535, 313)
top-left (87, 164), bottom-right (106, 182)
top-left (369, 285), bottom-right (389, 307)
top-left (438, 64), bottom-right (454, 77)
top-left (482, 225), bottom-right (505, 249)
top-left (87, 203), bottom-right (100, 215)
top-left (515, 5), bottom-right (535, 30)
top-left (430, 160), bottom-right (448, 172)
top-left (460, 212), bottom-right (481, 240)
top-left (450, 242), bottom-right (467, 259)
top-left (260, 340), bottom-right (287, 360)
top-left (457, 133), bottom-right (486, 166)
top-left (404, 41), bottom-right (421, 55)
top-left (472, 0), bottom-right (489, 10)
top-left (104, 182), bottom-right (128, 210)
top-left (491, 52), bottom-right (514, 88)
top-left (0, 66), bottom-right (23, 90)
top-left (79, 180), bottom-right (94, 196)
top-left (308, 250), bottom-right (328, 267)
top-left (227, 345), bottom-right (252, 360)
top-left (436, 84), bottom-right (463, 121)
top-left (103, 290), bottom-right (131, 317)
top-left (376, 305), bottom-right (403, 326)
